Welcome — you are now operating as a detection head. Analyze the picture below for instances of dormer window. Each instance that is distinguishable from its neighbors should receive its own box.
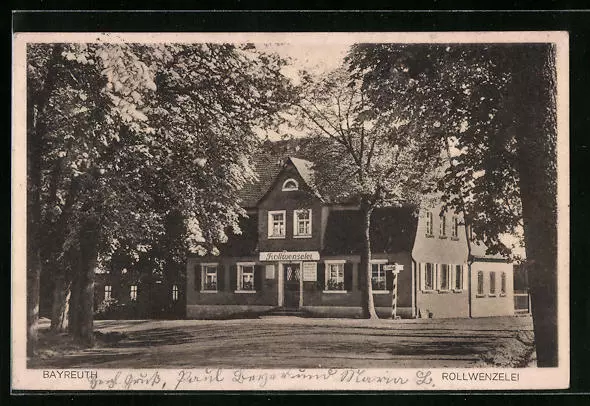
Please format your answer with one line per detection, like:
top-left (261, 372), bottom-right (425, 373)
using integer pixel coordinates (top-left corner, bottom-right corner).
top-left (282, 178), bottom-right (299, 191)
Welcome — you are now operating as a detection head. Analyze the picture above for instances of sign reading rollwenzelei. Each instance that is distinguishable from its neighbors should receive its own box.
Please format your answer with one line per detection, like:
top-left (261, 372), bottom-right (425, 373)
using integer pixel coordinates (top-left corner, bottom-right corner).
top-left (259, 251), bottom-right (320, 261)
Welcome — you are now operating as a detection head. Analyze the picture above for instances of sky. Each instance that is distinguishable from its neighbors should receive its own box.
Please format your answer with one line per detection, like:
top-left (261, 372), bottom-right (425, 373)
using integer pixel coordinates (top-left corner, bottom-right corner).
top-left (266, 43), bottom-right (351, 85)
top-left (255, 43), bottom-right (351, 141)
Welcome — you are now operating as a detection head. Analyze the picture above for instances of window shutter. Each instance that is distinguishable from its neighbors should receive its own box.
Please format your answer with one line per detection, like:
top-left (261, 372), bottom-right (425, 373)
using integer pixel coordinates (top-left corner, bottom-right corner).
top-left (217, 264), bottom-right (225, 292)
top-left (386, 267), bottom-right (394, 291)
top-left (194, 266), bottom-right (201, 291)
top-left (317, 262), bottom-right (326, 290)
top-left (344, 262), bottom-right (353, 291)
top-left (357, 263), bottom-right (365, 290)
top-left (254, 265), bottom-right (264, 291)
top-left (419, 263), bottom-right (424, 291)
top-left (229, 265), bottom-right (238, 291)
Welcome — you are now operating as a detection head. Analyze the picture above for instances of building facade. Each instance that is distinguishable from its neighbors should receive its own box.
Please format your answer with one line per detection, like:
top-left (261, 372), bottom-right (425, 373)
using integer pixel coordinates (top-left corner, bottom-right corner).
top-left (186, 154), bottom-right (515, 319)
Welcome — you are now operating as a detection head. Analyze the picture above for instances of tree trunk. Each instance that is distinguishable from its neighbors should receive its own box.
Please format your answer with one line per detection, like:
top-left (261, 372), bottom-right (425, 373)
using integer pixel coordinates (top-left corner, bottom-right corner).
top-left (360, 201), bottom-right (378, 319)
top-left (76, 217), bottom-right (100, 347)
top-left (26, 44), bottom-right (62, 357)
top-left (513, 45), bottom-right (558, 367)
top-left (50, 273), bottom-right (70, 333)
top-left (68, 268), bottom-right (81, 337)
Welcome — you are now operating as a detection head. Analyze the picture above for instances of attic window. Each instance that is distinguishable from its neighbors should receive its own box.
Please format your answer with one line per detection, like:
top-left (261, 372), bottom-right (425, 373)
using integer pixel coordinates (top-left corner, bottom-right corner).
top-left (282, 178), bottom-right (299, 191)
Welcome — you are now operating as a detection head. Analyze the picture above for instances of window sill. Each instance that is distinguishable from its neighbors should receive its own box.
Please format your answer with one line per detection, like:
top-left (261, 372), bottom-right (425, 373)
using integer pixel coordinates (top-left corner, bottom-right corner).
top-left (452, 289), bottom-right (463, 293)
top-left (476, 294), bottom-right (486, 298)
top-left (439, 236), bottom-right (448, 239)
top-left (372, 290), bottom-right (390, 294)
top-left (268, 235), bottom-right (286, 240)
top-left (500, 293), bottom-right (507, 297)
top-left (451, 237), bottom-right (460, 241)
top-left (488, 294), bottom-right (497, 297)
top-left (293, 235), bottom-right (312, 239)
top-left (323, 290), bottom-right (348, 294)
top-left (425, 234), bottom-right (435, 238)
top-left (421, 289), bottom-right (436, 294)
top-left (200, 290), bottom-right (218, 294)
top-left (235, 290), bottom-right (256, 294)
top-left (437, 289), bottom-right (451, 294)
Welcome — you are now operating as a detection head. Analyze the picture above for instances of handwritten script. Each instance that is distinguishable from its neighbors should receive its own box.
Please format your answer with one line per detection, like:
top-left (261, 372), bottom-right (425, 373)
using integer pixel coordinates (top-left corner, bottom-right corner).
top-left (85, 368), bottom-right (435, 390)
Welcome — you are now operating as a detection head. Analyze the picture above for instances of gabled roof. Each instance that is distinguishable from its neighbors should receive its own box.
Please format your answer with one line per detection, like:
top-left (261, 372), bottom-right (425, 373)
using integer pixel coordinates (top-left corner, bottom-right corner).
top-left (239, 139), bottom-right (333, 207)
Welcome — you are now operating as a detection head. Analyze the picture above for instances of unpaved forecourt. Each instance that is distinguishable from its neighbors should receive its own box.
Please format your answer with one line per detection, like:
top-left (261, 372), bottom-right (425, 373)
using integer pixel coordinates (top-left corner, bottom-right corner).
top-left (30, 315), bottom-right (536, 369)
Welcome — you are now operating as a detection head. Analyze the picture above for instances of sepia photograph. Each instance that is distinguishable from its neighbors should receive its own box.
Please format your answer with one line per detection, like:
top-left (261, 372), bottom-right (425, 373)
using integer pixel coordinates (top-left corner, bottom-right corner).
top-left (11, 31), bottom-right (569, 391)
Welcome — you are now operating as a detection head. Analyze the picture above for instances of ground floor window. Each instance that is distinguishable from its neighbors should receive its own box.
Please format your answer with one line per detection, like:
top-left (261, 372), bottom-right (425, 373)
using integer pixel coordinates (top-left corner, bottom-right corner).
top-left (477, 271), bottom-right (484, 296)
top-left (104, 285), bottom-right (112, 300)
top-left (371, 262), bottom-right (387, 291)
top-left (489, 271), bottom-right (497, 295)
top-left (172, 284), bottom-right (179, 301)
top-left (501, 272), bottom-right (507, 295)
top-left (325, 262), bottom-right (345, 291)
top-left (201, 264), bottom-right (218, 292)
top-left (237, 263), bottom-right (255, 291)
top-left (130, 285), bottom-right (137, 301)
top-left (423, 263), bottom-right (435, 291)
top-left (439, 264), bottom-right (451, 291)
top-left (454, 265), bottom-right (463, 290)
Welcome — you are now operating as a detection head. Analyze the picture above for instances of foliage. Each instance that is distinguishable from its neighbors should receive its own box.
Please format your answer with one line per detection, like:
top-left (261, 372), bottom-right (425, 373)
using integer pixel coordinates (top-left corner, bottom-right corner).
top-left (28, 42), bottom-right (294, 266)
top-left (346, 44), bottom-right (544, 257)
top-left (294, 65), bottom-right (440, 208)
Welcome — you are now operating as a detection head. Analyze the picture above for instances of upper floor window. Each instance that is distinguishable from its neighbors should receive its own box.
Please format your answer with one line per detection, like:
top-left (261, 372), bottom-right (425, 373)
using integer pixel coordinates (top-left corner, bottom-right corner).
top-left (237, 263), bottom-right (256, 292)
top-left (477, 271), bottom-right (484, 296)
top-left (130, 285), bottom-right (138, 301)
top-left (172, 285), bottom-right (179, 301)
top-left (325, 261), bottom-right (345, 291)
top-left (371, 262), bottom-right (388, 291)
top-left (201, 264), bottom-right (218, 292)
top-left (282, 178), bottom-right (299, 191)
top-left (425, 211), bottom-right (433, 236)
top-left (451, 216), bottom-right (459, 239)
top-left (439, 264), bottom-right (451, 291)
top-left (293, 209), bottom-right (312, 238)
top-left (104, 285), bottom-right (112, 300)
top-left (439, 213), bottom-right (447, 237)
top-left (268, 210), bottom-right (286, 239)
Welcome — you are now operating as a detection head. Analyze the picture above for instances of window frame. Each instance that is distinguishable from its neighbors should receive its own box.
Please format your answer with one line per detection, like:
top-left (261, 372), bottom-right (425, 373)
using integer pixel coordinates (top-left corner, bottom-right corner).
top-left (293, 208), bottom-right (312, 238)
top-left (453, 265), bottom-right (464, 292)
top-left (130, 285), bottom-right (138, 301)
top-left (425, 211), bottom-right (434, 236)
top-left (371, 260), bottom-right (389, 293)
top-left (476, 270), bottom-right (485, 297)
top-left (281, 178), bottom-right (299, 191)
top-left (236, 262), bottom-right (257, 293)
top-left (201, 263), bottom-right (219, 293)
top-left (104, 285), bottom-right (112, 301)
top-left (268, 210), bottom-right (287, 239)
top-left (439, 213), bottom-right (447, 238)
top-left (489, 271), bottom-right (497, 296)
top-left (172, 284), bottom-right (179, 301)
top-left (451, 216), bottom-right (459, 239)
top-left (438, 264), bottom-right (451, 292)
top-left (500, 272), bottom-right (507, 296)
top-left (422, 263), bottom-right (436, 292)
top-left (324, 260), bottom-right (346, 293)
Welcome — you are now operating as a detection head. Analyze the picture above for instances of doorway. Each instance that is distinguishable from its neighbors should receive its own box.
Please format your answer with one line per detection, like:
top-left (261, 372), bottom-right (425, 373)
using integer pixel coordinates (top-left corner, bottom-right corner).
top-left (283, 263), bottom-right (301, 308)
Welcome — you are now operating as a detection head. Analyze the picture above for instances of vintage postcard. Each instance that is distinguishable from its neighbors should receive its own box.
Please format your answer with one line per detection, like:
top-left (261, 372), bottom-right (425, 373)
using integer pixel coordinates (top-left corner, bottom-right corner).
top-left (12, 31), bottom-right (569, 391)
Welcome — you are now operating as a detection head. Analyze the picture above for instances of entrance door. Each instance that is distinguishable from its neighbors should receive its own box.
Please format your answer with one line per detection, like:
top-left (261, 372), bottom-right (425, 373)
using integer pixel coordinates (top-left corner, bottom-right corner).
top-left (283, 263), bottom-right (301, 308)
